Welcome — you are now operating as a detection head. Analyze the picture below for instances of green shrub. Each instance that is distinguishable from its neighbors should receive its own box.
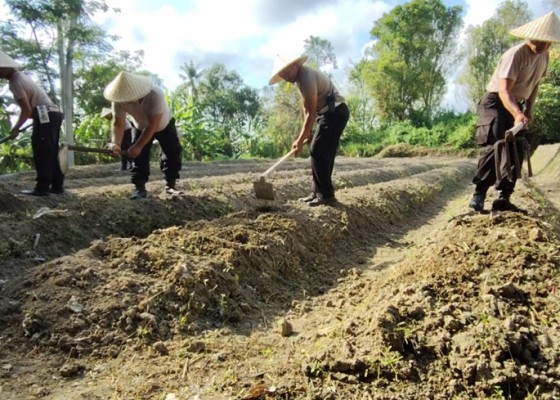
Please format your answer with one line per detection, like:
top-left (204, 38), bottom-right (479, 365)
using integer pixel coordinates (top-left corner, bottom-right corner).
top-left (341, 142), bottom-right (383, 157)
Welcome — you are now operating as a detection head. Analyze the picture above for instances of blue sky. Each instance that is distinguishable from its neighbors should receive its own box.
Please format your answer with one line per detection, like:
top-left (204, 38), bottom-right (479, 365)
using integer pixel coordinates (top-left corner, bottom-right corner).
top-left (0, 0), bottom-right (553, 110)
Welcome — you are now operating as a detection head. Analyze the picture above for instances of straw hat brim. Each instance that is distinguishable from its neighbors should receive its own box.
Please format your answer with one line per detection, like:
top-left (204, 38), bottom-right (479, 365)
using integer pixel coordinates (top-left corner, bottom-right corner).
top-left (0, 51), bottom-right (22, 69)
top-left (103, 71), bottom-right (153, 102)
top-left (510, 12), bottom-right (560, 43)
top-left (269, 55), bottom-right (308, 85)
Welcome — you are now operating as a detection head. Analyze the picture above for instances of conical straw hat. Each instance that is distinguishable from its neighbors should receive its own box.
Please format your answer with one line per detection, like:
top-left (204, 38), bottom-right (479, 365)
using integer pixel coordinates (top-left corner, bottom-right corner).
top-left (269, 54), bottom-right (308, 85)
top-left (0, 50), bottom-right (22, 69)
top-left (100, 107), bottom-right (112, 119)
top-left (510, 12), bottom-right (560, 42)
top-left (103, 71), bottom-right (153, 102)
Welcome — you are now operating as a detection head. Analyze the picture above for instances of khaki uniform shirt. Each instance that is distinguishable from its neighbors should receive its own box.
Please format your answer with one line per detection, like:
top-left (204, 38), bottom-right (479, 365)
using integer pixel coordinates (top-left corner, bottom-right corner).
top-left (297, 66), bottom-right (345, 114)
top-left (113, 85), bottom-right (171, 132)
top-left (486, 42), bottom-right (548, 101)
top-left (9, 71), bottom-right (57, 110)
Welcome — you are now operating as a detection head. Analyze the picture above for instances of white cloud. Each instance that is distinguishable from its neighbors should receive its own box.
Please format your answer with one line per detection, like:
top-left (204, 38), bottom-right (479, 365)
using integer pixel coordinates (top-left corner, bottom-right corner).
top-left (95, 0), bottom-right (391, 91)
top-left (3, 0), bottom-right (554, 112)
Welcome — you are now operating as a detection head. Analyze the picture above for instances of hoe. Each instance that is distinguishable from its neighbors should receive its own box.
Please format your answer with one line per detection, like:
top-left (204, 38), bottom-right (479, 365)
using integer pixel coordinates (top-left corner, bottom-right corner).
top-left (493, 122), bottom-right (532, 182)
top-left (58, 144), bottom-right (129, 174)
top-left (0, 123), bottom-right (32, 144)
top-left (253, 148), bottom-right (297, 201)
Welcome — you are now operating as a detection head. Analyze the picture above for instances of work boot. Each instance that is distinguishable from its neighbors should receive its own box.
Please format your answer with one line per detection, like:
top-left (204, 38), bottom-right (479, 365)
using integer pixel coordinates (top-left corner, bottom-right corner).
top-left (298, 193), bottom-right (316, 203)
top-left (165, 180), bottom-right (183, 195)
top-left (468, 192), bottom-right (486, 212)
top-left (491, 193), bottom-right (526, 213)
top-left (130, 186), bottom-right (147, 200)
top-left (21, 188), bottom-right (49, 197)
top-left (50, 186), bottom-right (65, 195)
top-left (308, 196), bottom-right (337, 207)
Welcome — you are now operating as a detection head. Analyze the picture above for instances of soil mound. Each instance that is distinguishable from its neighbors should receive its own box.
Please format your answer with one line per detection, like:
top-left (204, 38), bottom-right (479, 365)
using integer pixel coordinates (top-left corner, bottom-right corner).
top-left (1, 153), bottom-right (560, 400)
top-left (299, 211), bottom-right (560, 399)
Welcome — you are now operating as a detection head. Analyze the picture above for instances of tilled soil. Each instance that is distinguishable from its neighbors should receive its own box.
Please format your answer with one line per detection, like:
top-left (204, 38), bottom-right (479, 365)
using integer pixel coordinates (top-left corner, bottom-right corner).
top-left (0, 150), bottom-right (559, 400)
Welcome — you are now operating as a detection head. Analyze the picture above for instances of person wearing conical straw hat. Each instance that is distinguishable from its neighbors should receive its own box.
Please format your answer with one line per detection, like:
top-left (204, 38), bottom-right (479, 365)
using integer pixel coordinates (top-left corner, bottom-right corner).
top-left (269, 53), bottom-right (349, 207)
top-left (104, 71), bottom-right (183, 199)
top-left (100, 107), bottom-right (133, 171)
top-left (0, 50), bottom-right (64, 196)
top-left (468, 11), bottom-right (560, 213)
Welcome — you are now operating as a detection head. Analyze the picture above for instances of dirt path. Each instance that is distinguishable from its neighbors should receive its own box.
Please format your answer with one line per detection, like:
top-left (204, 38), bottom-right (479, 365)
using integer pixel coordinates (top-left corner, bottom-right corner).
top-left (1, 149), bottom-right (559, 400)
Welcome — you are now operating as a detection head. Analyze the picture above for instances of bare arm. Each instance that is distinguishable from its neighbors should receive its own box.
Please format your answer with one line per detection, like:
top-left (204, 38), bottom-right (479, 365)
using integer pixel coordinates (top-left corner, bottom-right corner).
top-left (126, 112), bottom-right (163, 158)
top-left (524, 83), bottom-right (540, 122)
top-left (292, 93), bottom-right (317, 155)
top-left (498, 78), bottom-right (529, 126)
top-left (109, 114), bottom-right (126, 155)
top-left (9, 95), bottom-right (33, 138)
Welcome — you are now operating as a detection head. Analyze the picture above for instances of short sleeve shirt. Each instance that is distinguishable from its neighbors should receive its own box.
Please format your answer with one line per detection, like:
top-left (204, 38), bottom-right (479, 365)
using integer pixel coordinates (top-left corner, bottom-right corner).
top-left (9, 71), bottom-right (57, 109)
top-left (112, 85), bottom-right (171, 132)
top-left (296, 66), bottom-right (345, 113)
top-left (486, 42), bottom-right (548, 101)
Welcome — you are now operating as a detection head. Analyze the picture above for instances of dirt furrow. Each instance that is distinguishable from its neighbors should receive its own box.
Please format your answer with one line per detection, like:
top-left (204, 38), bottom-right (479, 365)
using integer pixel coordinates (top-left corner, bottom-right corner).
top-left (0, 162), bottom-right (476, 400)
top-left (1, 149), bottom-right (559, 400)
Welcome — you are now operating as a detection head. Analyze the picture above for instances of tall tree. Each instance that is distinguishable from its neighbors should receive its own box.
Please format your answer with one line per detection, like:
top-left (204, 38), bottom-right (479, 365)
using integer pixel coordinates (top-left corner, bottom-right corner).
top-left (360, 0), bottom-right (463, 124)
top-left (0, 0), bottom-right (114, 165)
top-left (460, 0), bottom-right (532, 108)
top-left (177, 60), bottom-right (203, 102)
top-left (345, 60), bottom-right (378, 141)
top-left (196, 63), bottom-right (261, 157)
top-left (303, 35), bottom-right (338, 70)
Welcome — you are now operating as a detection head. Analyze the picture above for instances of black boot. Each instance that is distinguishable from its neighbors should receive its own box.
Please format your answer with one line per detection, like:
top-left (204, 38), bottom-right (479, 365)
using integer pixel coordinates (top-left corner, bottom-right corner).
top-left (130, 184), bottom-right (147, 200)
top-left (50, 186), bottom-right (65, 194)
top-left (21, 188), bottom-right (49, 197)
top-left (298, 193), bottom-right (316, 202)
top-left (491, 192), bottom-right (526, 213)
top-left (165, 180), bottom-right (183, 195)
top-left (468, 191), bottom-right (486, 212)
top-left (308, 196), bottom-right (337, 207)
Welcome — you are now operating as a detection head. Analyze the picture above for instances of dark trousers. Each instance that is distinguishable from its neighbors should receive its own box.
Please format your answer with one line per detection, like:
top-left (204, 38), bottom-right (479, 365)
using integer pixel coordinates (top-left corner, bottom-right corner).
top-left (121, 128), bottom-right (133, 170)
top-left (32, 111), bottom-right (64, 191)
top-left (472, 92), bottom-right (524, 196)
top-left (130, 118), bottom-right (182, 187)
top-left (309, 103), bottom-right (350, 199)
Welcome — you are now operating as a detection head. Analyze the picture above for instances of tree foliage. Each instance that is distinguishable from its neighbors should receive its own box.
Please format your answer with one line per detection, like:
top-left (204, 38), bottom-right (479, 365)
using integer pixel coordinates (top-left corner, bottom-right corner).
top-left (460, 0), bottom-right (532, 107)
top-left (359, 0), bottom-right (463, 125)
top-left (177, 60), bottom-right (203, 102)
top-left (530, 49), bottom-right (560, 143)
top-left (174, 62), bottom-right (261, 158)
top-left (303, 35), bottom-right (338, 70)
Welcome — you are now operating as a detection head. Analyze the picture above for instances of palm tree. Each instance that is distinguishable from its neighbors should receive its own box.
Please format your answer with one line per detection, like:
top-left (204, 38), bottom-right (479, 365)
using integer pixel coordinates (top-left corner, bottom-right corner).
top-left (178, 60), bottom-right (203, 101)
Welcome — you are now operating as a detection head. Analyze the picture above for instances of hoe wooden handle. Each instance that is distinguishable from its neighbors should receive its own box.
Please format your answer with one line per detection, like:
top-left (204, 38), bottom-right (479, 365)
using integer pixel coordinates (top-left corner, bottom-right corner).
top-left (65, 145), bottom-right (129, 157)
top-left (505, 123), bottom-right (524, 137)
top-left (261, 148), bottom-right (297, 178)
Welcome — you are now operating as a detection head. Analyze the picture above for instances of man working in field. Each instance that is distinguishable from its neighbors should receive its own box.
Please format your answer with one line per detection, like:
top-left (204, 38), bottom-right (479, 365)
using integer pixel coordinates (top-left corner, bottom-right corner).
top-left (0, 50), bottom-right (64, 196)
top-left (104, 71), bottom-right (183, 199)
top-left (269, 54), bottom-right (349, 207)
top-left (469, 12), bottom-right (560, 212)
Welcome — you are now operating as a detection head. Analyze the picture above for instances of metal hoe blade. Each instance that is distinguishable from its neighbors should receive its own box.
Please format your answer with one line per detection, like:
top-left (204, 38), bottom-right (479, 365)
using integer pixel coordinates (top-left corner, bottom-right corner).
top-left (253, 176), bottom-right (275, 201)
top-left (252, 148), bottom-right (297, 201)
top-left (58, 144), bottom-right (69, 174)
